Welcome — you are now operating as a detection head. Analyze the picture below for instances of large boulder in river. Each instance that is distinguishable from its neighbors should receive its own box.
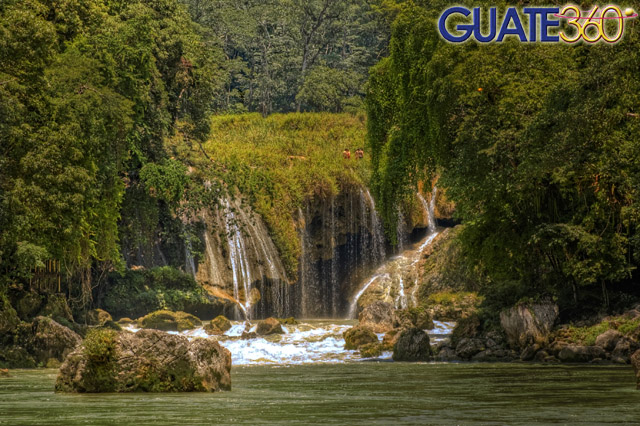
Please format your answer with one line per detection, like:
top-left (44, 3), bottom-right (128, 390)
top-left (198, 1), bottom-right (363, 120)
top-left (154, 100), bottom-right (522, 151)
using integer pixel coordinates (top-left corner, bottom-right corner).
top-left (56, 329), bottom-right (231, 393)
top-left (204, 315), bottom-right (232, 335)
top-left (558, 344), bottom-right (606, 363)
top-left (393, 307), bottom-right (434, 331)
top-left (343, 325), bottom-right (378, 350)
top-left (21, 316), bottom-right (82, 365)
top-left (631, 349), bottom-right (640, 390)
top-left (455, 338), bottom-right (486, 360)
top-left (359, 301), bottom-right (394, 333)
top-left (137, 310), bottom-right (201, 332)
top-left (256, 317), bottom-right (283, 335)
top-left (500, 303), bottom-right (558, 348)
top-left (392, 328), bottom-right (431, 361)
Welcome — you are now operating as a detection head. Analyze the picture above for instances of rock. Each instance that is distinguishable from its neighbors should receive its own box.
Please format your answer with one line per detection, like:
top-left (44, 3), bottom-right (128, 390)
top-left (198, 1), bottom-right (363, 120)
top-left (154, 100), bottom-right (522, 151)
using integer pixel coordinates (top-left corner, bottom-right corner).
top-left (434, 346), bottom-right (459, 362)
top-left (534, 350), bottom-right (549, 362)
top-left (500, 303), bottom-right (559, 348)
top-left (117, 317), bottom-right (136, 326)
top-left (595, 329), bottom-right (623, 352)
top-left (520, 344), bottom-right (540, 361)
top-left (84, 309), bottom-right (113, 326)
top-left (455, 338), bottom-right (485, 359)
top-left (137, 310), bottom-right (201, 332)
top-left (40, 294), bottom-right (74, 323)
top-left (612, 339), bottom-right (632, 359)
top-left (0, 346), bottom-right (36, 368)
top-left (451, 314), bottom-right (481, 344)
top-left (21, 316), bottom-right (82, 365)
top-left (204, 315), bottom-right (232, 335)
top-left (359, 342), bottom-right (384, 358)
top-left (382, 329), bottom-right (401, 350)
top-left (484, 330), bottom-right (506, 346)
top-left (0, 295), bottom-right (20, 335)
top-left (241, 331), bottom-right (257, 340)
top-left (359, 301), bottom-right (394, 333)
top-left (392, 328), bottom-right (431, 361)
top-left (256, 317), bottom-right (283, 335)
top-left (278, 317), bottom-right (298, 325)
top-left (343, 325), bottom-right (378, 350)
top-left (14, 291), bottom-right (43, 320)
top-left (392, 307), bottom-right (434, 331)
top-left (632, 350), bottom-right (640, 390)
top-left (56, 329), bottom-right (231, 392)
top-left (558, 345), bottom-right (606, 363)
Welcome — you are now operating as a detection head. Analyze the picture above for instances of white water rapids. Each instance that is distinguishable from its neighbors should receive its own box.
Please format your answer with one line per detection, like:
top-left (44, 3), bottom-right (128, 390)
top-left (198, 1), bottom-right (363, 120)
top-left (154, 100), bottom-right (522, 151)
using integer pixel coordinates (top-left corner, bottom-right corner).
top-left (124, 320), bottom-right (455, 365)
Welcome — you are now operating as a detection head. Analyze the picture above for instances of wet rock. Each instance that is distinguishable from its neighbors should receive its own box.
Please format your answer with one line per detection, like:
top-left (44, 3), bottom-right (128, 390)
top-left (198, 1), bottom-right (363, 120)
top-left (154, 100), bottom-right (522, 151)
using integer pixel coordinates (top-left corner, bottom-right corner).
top-left (278, 317), bottom-right (298, 325)
top-left (484, 330), bottom-right (506, 347)
top-left (117, 317), bottom-right (136, 326)
top-left (595, 329), bottom-right (623, 352)
top-left (632, 350), bottom-right (640, 390)
top-left (434, 346), bottom-right (458, 362)
top-left (392, 328), bottom-right (431, 361)
top-left (534, 350), bottom-right (549, 362)
top-left (56, 329), bottom-right (231, 392)
top-left (612, 339), bottom-right (632, 359)
top-left (84, 309), bottom-right (113, 326)
top-left (204, 315), bottom-right (232, 335)
top-left (256, 317), bottom-right (283, 335)
top-left (451, 314), bottom-right (481, 344)
top-left (0, 346), bottom-right (36, 368)
top-left (137, 310), bottom-right (201, 332)
top-left (21, 316), bottom-right (82, 365)
top-left (558, 345), bottom-right (606, 363)
top-left (500, 303), bottom-right (558, 348)
top-left (455, 338), bottom-right (485, 360)
top-left (382, 329), bottom-right (401, 350)
top-left (359, 301), bottom-right (394, 333)
top-left (343, 325), bottom-right (378, 350)
top-left (241, 331), bottom-right (258, 340)
top-left (359, 342), bottom-right (384, 358)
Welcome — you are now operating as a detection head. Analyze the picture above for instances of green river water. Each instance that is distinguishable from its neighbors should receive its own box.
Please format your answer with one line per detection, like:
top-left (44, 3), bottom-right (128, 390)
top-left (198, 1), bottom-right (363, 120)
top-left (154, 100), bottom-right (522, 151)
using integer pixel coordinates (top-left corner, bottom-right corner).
top-left (1, 363), bottom-right (638, 425)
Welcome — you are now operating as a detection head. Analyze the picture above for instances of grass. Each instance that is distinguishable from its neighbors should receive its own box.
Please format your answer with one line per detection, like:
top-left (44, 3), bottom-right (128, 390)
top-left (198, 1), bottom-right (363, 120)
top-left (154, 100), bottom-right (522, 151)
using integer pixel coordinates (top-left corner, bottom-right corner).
top-left (563, 316), bottom-right (640, 346)
top-left (170, 112), bottom-right (371, 278)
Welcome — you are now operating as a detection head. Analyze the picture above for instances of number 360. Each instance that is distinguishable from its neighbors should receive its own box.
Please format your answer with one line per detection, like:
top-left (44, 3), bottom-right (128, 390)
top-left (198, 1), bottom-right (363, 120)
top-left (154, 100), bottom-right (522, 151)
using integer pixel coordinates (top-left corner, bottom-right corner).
top-left (559, 5), bottom-right (625, 43)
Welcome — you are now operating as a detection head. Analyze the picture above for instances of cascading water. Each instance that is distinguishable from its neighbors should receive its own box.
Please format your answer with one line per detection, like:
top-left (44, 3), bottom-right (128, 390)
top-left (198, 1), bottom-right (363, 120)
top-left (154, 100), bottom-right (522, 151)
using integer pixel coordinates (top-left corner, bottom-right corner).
top-left (348, 188), bottom-right (440, 317)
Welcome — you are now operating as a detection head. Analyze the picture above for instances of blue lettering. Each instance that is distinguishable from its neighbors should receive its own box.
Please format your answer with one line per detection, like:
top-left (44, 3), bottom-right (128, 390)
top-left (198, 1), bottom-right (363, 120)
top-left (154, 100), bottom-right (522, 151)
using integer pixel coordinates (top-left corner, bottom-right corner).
top-left (473, 7), bottom-right (497, 42)
top-left (523, 7), bottom-right (560, 42)
top-left (497, 8), bottom-right (527, 42)
top-left (439, 7), bottom-right (473, 42)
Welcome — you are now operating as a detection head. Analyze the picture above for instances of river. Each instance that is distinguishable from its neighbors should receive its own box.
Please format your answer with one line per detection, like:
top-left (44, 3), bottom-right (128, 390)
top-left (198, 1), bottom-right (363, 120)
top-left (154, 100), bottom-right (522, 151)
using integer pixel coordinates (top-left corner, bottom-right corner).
top-left (1, 363), bottom-right (637, 425)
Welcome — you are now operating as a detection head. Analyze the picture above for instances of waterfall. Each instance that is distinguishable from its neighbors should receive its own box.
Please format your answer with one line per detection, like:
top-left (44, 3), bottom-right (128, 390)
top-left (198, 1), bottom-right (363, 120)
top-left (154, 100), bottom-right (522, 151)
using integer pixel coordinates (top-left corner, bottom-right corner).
top-left (184, 239), bottom-right (197, 277)
top-left (363, 189), bottom-right (386, 264)
top-left (347, 189), bottom-right (440, 317)
top-left (429, 187), bottom-right (437, 233)
top-left (222, 198), bottom-right (252, 319)
top-left (203, 232), bottom-right (224, 286)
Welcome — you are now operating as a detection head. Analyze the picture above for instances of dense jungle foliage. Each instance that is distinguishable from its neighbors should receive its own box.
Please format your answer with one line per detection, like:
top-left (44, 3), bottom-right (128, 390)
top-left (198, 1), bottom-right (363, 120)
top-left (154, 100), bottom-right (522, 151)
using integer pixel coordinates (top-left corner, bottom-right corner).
top-left (366, 0), bottom-right (640, 317)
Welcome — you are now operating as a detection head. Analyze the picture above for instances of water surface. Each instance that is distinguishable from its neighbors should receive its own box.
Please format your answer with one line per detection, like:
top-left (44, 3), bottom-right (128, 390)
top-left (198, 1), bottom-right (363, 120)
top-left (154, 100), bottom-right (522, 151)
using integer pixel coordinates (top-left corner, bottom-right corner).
top-left (1, 363), bottom-right (637, 425)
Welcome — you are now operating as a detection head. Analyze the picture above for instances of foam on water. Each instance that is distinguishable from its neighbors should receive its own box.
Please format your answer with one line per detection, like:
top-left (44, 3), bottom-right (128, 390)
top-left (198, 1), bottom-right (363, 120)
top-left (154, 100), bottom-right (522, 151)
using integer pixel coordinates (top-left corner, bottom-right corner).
top-left (123, 319), bottom-right (456, 366)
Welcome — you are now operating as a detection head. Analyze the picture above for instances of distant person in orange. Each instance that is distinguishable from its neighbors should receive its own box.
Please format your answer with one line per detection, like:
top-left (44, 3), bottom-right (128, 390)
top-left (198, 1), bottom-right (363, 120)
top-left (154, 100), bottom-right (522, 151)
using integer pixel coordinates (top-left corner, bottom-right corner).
top-left (342, 148), bottom-right (351, 159)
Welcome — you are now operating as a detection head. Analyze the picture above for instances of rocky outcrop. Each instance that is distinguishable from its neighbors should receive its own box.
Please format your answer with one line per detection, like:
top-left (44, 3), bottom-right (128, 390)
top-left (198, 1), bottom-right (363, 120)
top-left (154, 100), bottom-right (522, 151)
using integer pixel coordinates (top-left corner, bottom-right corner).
top-left (256, 317), bottom-right (283, 335)
top-left (137, 310), bottom-right (201, 332)
top-left (359, 342), bottom-right (384, 358)
top-left (21, 316), bottom-right (82, 365)
top-left (0, 295), bottom-right (20, 336)
top-left (358, 301), bottom-right (394, 333)
top-left (500, 303), bottom-right (558, 348)
top-left (393, 308), bottom-right (434, 330)
top-left (392, 328), bottom-right (431, 361)
top-left (56, 329), bottom-right (231, 393)
top-left (40, 294), bottom-right (74, 324)
top-left (455, 338), bottom-right (485, 360)
top-left (343, 325), bottom-right (378, 350)
top-left (595, 329), bottom-right (623, 352)
top-left (204, 315), bottom-right (232, 335)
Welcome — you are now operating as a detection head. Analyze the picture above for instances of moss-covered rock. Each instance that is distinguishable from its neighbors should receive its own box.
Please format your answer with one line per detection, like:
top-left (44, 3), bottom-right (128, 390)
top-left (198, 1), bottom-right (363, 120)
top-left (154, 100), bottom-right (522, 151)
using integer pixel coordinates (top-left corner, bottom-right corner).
top-left (278, 317), bottom-right (298, 325)
top-left (14, 291), bottom-right (43, 321)
top-left (117, 317), bottom-right (136, 326)
top-left (343, 325), bottom-right (378, 350)
top-left (393, 307), bottom-right (434, 330)
top-left (359, 342), bottom-right (384, 358)
top-left (392, 328), bottom-right (432, 362)
top-left (204, 315), bottom-right (232, 335)
top-left (359, 301), bottom-right (394, 333)
top-left (0, 295), bottom-right (19, 336)
top-left (56, 329), bottom-right (232, 393)
top-left (40, 294), bottom-right (74, 323)
top-left (256, 317), bottom-right (283, 335)
top-left (84, 309), bottom-right (113, 326)
top-left (137, 310), bottom-right (202, 332)
top-left (20, 316), bottom-right (82, 365)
